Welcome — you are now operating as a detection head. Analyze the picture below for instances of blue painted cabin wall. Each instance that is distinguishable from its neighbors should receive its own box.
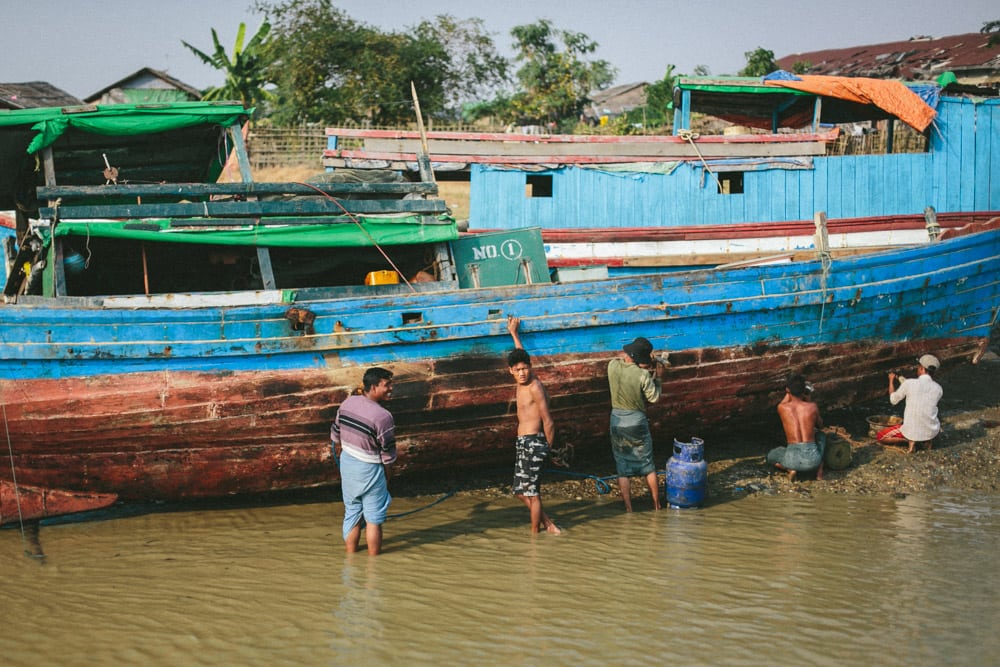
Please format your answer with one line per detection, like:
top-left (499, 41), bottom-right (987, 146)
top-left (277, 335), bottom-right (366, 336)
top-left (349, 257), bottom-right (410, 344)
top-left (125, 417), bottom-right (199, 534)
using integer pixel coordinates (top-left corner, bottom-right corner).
top-left (468, 97), bottom-right (999, 230)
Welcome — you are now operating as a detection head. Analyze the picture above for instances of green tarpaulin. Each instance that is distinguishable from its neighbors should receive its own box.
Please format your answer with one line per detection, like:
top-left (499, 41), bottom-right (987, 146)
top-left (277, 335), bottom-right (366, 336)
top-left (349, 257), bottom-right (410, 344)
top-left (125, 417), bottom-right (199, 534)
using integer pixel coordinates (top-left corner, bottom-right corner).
top-left (50, 214), bottom-right (458, 248)
top-left (0, 102), bottom-right (250, 154)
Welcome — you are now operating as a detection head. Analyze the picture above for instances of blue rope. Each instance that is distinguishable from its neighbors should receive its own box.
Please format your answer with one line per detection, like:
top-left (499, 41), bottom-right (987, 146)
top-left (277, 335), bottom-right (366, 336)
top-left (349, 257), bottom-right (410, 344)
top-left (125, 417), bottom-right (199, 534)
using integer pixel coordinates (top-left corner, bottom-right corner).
top-left (386, 491), bottom-right (455, 519)
top-left (543, 468), bottom-right (616, 494)
top-left (544, 468), bottom-right (668, 495)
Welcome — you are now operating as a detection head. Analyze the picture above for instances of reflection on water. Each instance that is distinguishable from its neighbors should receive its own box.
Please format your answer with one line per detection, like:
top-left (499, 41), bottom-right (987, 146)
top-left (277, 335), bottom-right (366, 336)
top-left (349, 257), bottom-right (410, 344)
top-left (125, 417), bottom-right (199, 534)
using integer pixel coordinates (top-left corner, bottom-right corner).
top-left (2, 490), bottom-right (998, 666)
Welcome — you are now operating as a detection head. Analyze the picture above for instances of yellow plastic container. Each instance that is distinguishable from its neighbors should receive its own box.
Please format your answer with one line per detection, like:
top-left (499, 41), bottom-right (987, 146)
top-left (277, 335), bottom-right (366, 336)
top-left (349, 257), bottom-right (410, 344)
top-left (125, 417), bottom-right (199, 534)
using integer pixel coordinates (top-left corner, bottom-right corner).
top-left (365, 270), bottom-right (399, 286)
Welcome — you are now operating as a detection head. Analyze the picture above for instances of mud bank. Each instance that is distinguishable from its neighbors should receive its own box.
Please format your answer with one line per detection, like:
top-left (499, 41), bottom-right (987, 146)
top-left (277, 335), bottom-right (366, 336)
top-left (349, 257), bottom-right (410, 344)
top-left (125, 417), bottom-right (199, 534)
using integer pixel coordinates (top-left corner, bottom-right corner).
top-left (393, 357), bottom-right (1000, 505)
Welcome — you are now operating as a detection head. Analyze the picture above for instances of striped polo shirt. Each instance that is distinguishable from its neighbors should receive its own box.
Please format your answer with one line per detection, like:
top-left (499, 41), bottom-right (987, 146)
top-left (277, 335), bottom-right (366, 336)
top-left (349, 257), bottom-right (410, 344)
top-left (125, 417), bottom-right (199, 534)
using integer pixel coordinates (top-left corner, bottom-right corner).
top-left (331, 394), bottom-right (397, 464)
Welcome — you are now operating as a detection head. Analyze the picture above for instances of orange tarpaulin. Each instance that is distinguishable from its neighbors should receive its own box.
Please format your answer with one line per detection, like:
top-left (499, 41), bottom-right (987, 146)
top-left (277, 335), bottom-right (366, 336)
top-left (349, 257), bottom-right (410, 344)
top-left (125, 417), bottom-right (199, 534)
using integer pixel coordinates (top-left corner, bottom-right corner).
top-left (765, 75), bottom-right (936, 132)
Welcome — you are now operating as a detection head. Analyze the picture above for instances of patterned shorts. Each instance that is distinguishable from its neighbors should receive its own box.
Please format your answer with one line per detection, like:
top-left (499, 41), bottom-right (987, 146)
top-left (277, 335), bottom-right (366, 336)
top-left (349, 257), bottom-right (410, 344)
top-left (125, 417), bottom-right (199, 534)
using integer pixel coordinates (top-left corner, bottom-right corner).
top-left (513, 433), bottom-right (549, 497)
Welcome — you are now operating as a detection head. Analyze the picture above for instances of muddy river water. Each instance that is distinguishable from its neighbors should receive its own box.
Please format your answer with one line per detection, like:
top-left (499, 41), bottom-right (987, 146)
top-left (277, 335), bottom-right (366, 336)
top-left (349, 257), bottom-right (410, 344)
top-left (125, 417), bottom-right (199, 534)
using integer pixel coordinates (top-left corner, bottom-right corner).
top-left (2, 489), bottom-right (997, 666)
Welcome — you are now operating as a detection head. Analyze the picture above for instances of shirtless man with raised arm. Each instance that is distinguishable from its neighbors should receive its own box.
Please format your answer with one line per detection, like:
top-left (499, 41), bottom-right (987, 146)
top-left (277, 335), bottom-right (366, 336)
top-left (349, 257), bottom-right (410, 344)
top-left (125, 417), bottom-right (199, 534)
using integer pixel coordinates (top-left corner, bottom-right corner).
top-left (506, 315), bottom-right (561, 534)
top-left (767, 373), bottom-right (825, 481)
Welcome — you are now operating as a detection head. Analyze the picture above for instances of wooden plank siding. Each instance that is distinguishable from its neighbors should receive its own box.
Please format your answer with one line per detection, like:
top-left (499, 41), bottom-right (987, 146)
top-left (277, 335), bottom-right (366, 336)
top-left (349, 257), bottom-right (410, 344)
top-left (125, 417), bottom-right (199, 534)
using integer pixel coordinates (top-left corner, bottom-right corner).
top-left (468, 97), bottom-right (999, 230)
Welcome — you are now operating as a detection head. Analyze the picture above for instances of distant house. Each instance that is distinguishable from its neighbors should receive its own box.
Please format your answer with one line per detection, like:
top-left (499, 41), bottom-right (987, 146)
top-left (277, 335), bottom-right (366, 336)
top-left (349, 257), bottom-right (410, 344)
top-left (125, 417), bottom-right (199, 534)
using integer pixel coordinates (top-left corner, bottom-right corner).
top-left (84, 67), bottom-right (202, 105)
top-left (582, 82), bottom-right (648, 125)
top-left (0, 82), bottom-right (82, 110)
top-left (777, 32), bottom-right (1000, 86)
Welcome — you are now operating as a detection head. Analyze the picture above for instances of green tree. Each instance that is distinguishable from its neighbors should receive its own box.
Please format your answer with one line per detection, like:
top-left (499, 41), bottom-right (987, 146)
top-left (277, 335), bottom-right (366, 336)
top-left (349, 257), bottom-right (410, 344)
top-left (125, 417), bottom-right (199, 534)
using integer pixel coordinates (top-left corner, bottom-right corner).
top-left (258, 0), bottom-right (381, 124)
top-left (505, 19), bottom-right (616, 131)
top-left (258, 1), bottom-right (508, 125)
top-left (983, 19), bottom-right (1000, 47)
top-left (739, 47), bottom-right (778, 77)
top-left (182, 21), bottom-right (273, 113)
top-left (791, 60), bottom-right (813, 74)
top-left (413, 15), bottom-right (510, 118)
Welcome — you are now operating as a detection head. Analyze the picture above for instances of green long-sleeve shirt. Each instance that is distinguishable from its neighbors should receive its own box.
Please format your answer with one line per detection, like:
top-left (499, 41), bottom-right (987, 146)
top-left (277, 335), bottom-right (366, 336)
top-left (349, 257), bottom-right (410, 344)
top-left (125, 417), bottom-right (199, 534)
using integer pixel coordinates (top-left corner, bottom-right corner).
top-left (608, 358), bottom-right (661, 411)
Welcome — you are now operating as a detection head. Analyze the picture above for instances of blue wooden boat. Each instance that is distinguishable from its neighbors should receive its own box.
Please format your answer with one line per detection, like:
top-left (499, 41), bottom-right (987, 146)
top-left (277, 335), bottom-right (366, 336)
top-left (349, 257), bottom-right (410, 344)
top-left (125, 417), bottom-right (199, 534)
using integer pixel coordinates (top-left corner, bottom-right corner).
top-left (324, 75), bottom-right (999, 273)
top-left (1, 101), bottom-right (998, 509)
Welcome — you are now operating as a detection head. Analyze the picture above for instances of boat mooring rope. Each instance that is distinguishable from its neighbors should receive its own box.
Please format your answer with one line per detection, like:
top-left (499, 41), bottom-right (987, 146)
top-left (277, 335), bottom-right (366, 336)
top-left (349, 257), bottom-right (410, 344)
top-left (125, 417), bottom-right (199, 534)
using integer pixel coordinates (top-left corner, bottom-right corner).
top-left (1, 400), bottom-right (37, 558)
top-left (677, 129), bottom-right (724, 192)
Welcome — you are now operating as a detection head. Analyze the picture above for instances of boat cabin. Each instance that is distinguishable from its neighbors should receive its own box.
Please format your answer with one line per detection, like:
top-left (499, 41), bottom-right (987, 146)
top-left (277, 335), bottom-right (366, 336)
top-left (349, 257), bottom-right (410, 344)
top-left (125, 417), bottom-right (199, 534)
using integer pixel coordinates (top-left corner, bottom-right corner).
top-left (0, 102), bottom-right (481, 300)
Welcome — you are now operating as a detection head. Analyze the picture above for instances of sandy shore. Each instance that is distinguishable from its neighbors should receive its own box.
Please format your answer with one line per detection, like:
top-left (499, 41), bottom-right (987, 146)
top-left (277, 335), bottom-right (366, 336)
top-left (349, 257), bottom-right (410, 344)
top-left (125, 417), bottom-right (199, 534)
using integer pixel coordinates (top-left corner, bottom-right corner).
top-left (394, 355), bottom-right (1000, 505)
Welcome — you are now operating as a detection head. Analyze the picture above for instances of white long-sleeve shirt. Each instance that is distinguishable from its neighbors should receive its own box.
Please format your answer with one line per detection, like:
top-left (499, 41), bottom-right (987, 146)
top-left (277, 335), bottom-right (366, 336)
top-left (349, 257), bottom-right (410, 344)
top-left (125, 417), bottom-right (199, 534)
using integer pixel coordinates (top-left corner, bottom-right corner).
top-left (890, 373), bottom-right (943, 442)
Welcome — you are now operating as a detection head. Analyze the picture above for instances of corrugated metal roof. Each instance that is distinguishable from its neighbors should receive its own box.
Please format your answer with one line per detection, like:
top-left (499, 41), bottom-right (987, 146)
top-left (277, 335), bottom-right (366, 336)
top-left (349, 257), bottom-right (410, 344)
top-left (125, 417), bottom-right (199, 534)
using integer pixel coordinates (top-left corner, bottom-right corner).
top-left (583, 82), bottom-right (648, 119)
top-left (83, 67), bottom-right (202, 104)
top-left (0, 82), bottom-right (83, 109)
top-left (777, 32), bottom-right (1000, 83)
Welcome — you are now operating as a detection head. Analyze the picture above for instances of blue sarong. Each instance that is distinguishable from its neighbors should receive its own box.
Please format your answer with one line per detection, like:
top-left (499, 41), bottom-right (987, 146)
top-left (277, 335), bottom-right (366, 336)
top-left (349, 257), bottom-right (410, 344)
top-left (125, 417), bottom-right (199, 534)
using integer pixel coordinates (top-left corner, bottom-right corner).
top-left (339, 450), bottom-right (391, 541)
top-left (609, 408), bottom-right (656, 477)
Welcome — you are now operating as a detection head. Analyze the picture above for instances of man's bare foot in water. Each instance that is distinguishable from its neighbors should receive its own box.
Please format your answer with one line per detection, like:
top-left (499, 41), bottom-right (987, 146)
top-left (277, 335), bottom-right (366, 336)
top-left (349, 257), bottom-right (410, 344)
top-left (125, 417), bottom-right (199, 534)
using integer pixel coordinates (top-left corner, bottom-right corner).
top-left (542, 517), bottom-right (562, 535)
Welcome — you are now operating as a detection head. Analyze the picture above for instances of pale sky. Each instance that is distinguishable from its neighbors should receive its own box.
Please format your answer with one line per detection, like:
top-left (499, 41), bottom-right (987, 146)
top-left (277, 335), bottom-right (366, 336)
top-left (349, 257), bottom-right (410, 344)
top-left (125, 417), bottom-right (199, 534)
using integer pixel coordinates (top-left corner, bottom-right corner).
top-left (6, 0), bottom-right (997, 99)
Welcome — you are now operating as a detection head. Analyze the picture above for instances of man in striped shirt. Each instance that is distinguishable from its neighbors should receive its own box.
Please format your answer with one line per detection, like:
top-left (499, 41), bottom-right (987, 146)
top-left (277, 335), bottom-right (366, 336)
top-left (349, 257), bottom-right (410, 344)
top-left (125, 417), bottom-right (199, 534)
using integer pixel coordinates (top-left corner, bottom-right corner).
top-left (331, 367), bottom-right (396, 555)
top-left (881, 354), bottom-right (944, 454)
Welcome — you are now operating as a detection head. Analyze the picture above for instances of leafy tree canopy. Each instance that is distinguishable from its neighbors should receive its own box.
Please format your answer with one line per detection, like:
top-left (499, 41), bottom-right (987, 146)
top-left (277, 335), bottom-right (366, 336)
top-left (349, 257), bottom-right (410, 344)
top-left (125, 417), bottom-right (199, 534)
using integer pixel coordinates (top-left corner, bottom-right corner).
top-left (255, 0), bottom-right (507, 125)
top-left (739, 47), bottom-right (778, 77)
top-left (983, 19), bottom-right (1000, 47)
top-left (501, 19), bottom-right (616, 131)
top-left (413, 15), bottom-right (510, 116)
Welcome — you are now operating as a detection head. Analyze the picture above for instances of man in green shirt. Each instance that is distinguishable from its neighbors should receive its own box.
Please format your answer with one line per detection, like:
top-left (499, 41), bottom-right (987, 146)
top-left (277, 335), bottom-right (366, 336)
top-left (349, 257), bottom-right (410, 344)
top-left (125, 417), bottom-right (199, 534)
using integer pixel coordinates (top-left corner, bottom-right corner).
top-left (608, 336), bottom-right (666, 512)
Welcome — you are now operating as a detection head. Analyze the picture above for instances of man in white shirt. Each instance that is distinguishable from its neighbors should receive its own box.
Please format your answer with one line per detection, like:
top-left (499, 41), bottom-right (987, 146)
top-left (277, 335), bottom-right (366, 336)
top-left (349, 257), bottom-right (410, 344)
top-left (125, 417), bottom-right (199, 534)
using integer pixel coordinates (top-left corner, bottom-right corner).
top-left (879, 354), bottom-right (944, 454)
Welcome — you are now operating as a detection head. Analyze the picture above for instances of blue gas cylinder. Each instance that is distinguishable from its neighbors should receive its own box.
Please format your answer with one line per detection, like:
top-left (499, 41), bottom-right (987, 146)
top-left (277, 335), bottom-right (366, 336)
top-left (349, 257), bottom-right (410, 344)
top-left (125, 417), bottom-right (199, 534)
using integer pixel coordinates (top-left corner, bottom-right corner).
top-left (666, 437), bottom-right (707, 508)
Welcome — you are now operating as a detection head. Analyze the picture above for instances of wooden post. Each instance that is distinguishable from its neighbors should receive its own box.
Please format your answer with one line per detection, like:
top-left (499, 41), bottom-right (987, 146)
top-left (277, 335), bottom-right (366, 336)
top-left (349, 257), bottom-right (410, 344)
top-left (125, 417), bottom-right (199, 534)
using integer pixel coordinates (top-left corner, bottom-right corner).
top-left (229, 121), bottom-right (276, 290)
top-left (227, 123), bottom-right (255, 183)
top-left (813, 211), bottom-right (829, 256)
top-left (52, 239), bottom-right (67, 297)
top-left (673, 89), bottom-right (691, 135)
top-left (141, 243), bottom-right (150, 296)
top-left (924, 206), bottom-right (940, 241)
top-left (410, 82), bottom-right (436, 185)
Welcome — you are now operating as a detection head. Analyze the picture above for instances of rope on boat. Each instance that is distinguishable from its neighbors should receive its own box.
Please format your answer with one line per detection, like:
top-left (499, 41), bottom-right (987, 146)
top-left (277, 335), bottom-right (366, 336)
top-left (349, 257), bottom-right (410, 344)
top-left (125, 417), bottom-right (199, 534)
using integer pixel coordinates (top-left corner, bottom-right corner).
top-left (294, 181), bottom-right (416, 292)
top-left (677, 129), bottom-right (724, 192)
top-left (1, 399), bottom-right (38, 559)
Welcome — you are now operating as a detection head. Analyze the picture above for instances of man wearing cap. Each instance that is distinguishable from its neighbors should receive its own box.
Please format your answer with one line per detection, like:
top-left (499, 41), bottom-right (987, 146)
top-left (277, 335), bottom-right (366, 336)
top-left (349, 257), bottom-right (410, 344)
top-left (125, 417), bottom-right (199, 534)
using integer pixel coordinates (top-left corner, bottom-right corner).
top-left (879, 354), bottom-right (944, 454)
top-left (607, 336), bottom-right (667, 512)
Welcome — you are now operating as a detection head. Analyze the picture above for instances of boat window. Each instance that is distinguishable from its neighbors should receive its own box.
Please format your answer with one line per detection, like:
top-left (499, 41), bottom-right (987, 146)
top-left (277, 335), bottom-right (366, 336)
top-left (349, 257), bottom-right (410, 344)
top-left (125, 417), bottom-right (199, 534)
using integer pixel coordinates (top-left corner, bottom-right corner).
top-left (268, 245), bottom-right (443, 289)
top-left (525, 174), bottom-right (553, 198)
top-left (717, 172), bottom-right (744, 195)
top-left (57, 235), bottom-right (446, 296)
top-left (59, 237), bottom-right (264, 296)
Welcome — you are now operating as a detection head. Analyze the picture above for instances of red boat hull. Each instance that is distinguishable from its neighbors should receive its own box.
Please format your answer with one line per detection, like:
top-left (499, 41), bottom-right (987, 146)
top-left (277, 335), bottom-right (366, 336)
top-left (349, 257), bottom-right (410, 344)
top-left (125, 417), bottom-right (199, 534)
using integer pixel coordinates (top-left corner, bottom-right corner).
top-left (0, 338), bottom-right (979, 503)
top-left (1, 480), bottom-right (117, 524)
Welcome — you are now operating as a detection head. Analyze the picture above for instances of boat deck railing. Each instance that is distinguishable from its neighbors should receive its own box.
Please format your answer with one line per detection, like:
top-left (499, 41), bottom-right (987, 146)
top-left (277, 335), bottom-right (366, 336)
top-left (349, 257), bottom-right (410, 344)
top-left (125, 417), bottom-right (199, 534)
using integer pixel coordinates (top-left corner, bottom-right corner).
top-left (37, 181), bottom-right (447, 222)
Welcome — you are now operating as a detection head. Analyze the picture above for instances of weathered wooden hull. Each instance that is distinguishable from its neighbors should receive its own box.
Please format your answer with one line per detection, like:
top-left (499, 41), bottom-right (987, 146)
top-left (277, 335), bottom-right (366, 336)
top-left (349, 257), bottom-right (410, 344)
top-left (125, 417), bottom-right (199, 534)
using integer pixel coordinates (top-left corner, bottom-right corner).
top-left (1, 480), bottom-right (117, 524)
top-left (1, 224), bottom-right (999, 502)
